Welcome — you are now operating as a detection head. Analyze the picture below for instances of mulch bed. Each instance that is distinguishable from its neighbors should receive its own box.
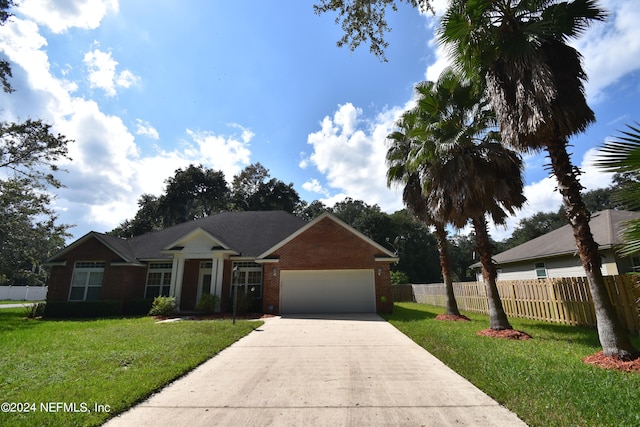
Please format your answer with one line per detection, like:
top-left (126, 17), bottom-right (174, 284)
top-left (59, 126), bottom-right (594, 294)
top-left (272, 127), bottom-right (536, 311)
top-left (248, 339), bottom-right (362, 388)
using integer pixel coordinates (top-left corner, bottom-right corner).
top-left (583, 351), bottom-right (640, 373)
top-left (153, 313), bottom-right (273, 321)
top-left (435, 314), bottom-right (471, 321)
top-left (476, 328), bottom-right (532, 340)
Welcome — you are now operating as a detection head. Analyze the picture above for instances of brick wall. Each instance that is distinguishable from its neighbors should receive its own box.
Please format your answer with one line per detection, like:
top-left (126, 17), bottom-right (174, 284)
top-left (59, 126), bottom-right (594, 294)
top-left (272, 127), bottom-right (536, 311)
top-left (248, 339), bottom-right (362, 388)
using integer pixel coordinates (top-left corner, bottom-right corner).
top-left (180, 260), bottom-right (200, 310)
top-left (47, 236), bottom-right (146, 303)
top-left (263, 217), bottom-right (394, 313)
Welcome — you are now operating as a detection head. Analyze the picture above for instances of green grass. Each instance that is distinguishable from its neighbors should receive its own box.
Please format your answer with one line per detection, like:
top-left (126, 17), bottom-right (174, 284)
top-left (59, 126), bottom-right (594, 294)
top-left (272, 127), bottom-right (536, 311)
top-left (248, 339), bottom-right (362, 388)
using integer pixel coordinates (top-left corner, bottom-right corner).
top-left (0, 300), bottom-right (42, 305)
top-left (0, 309), bottom-right (261, 426)
top-left (382, 303), bottom-right (640, 427)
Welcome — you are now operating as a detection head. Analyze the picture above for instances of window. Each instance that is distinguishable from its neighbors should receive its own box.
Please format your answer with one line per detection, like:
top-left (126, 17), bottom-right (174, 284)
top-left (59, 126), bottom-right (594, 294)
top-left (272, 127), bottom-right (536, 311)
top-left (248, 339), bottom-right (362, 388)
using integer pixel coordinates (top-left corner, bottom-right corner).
top-left (145, 262), bottom-right (173, 299)
top-left (535, 262), bottom-right (547, 279)
top-left (69, 261), bottom-right (105, 301)
top-left (232, 261), bottom-right (263, 298)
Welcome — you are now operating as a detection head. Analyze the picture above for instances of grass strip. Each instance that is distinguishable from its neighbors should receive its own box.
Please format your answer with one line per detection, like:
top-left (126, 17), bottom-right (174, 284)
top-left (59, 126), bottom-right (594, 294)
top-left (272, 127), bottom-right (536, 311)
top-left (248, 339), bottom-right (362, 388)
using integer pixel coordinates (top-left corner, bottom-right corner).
top-left (0, 309), bottom-right (261, 426)
top-left (382, 302), bottom-right (640, 427)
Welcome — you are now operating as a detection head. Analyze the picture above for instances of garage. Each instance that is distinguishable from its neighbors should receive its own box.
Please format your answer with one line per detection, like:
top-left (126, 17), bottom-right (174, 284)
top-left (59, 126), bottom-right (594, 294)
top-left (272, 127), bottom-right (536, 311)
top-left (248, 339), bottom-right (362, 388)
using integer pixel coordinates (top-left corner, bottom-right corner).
top-left (279, 269), bottom-right (376, 314)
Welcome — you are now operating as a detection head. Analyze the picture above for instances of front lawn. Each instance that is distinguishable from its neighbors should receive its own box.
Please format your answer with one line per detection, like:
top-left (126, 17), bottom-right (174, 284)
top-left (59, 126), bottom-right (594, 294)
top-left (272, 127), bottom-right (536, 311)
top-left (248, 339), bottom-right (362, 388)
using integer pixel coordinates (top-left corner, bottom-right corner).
top-left (0, 300), bottom-right (43, 305)
top-left (382, 303), bottom-right (640, 427)
top-left (0, 309), bottom-right (261, 426)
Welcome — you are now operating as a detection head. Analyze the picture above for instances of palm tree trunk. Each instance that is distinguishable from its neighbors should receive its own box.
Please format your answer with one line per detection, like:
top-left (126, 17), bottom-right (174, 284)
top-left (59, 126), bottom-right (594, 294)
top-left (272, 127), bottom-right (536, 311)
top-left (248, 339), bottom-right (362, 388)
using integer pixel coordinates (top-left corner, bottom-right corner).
top-left (546, 140), bottom-right (637, 359)
top-left (434, 223), bottom-right (461, 316)
top-left (472, 215), bottom-right (512, 330)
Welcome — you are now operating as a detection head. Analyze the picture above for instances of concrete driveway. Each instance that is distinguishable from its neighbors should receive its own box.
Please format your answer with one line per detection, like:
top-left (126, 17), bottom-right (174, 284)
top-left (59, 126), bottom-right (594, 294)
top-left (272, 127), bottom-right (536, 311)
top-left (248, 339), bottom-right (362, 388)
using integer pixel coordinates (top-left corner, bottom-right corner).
top-left (104, 314), bottom-right (527, 426)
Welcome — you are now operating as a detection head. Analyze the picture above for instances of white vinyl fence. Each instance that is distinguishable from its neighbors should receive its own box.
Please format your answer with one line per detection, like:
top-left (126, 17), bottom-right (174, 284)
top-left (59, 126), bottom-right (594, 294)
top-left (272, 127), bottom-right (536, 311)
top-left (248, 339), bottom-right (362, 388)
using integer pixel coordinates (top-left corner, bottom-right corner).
top-left (0, 286), bottom-right (48, 301)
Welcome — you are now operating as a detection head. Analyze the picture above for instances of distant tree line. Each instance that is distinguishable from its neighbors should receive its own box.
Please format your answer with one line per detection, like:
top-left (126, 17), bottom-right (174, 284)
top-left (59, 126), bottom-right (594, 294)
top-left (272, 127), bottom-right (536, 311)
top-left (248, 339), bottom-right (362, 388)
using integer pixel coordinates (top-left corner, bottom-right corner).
top-left (110, 163), bottom-right (625, 286)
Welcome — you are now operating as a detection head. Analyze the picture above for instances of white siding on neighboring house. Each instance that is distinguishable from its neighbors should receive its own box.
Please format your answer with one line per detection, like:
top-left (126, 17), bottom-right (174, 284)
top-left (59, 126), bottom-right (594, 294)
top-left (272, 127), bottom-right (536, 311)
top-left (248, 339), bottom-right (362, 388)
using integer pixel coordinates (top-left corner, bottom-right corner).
top-left (476, 249), bottom-right (620, 281)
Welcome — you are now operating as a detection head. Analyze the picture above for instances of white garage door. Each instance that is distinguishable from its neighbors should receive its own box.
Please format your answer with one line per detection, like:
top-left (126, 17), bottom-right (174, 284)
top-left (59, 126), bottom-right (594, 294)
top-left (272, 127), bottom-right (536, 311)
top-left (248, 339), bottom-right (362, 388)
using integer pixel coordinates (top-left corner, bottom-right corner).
top-left (280, 269), bottom-right (375, 314)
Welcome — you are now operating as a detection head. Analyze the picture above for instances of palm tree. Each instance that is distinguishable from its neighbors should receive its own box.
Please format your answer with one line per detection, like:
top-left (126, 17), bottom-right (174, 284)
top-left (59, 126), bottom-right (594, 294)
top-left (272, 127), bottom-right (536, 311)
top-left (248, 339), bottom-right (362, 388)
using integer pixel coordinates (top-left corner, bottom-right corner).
top-left (440, 0), bottom-right (637, 358)
top-left (391, 69), bottom-right (526, 330)
top-left (596, 122), bottom-right (640, 255)
top-left (386, 113), bottom-right (462, 317)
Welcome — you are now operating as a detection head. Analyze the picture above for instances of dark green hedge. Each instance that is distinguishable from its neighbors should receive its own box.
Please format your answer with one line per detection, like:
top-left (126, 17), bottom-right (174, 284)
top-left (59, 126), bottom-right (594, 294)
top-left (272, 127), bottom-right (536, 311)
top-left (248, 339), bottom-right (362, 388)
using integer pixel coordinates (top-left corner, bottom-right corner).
top-left (43, 300), bottom-right (122, 318)
top-left (122, 299), bottom-right (153, 316)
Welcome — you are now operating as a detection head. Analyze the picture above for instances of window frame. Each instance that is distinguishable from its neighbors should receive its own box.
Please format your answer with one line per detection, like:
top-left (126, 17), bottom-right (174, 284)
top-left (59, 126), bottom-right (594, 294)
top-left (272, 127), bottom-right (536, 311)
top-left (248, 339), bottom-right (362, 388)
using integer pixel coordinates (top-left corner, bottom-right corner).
top-left (232, 261), bottom-right (263, 299)
top-left (534, 261), bottom-right (548, 279)
top-left (69, 261), bottom-right (105, 301)
top-left (145, 262), bottom-right (173, 299)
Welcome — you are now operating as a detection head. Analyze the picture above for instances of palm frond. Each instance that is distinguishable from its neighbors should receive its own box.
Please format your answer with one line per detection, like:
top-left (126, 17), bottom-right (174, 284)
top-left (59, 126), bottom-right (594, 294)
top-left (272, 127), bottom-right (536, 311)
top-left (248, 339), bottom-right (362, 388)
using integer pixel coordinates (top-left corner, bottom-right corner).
top-left (595, 123), bottom-right (640, 173)
top-left (617, 220), bottom-right (640, 257)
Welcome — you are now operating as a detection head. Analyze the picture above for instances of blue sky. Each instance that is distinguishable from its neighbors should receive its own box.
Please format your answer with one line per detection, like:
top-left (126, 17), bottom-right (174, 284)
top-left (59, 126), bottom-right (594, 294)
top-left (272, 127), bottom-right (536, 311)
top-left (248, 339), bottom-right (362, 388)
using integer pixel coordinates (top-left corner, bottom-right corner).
top-left (1, 0), bottom-right (639, 242)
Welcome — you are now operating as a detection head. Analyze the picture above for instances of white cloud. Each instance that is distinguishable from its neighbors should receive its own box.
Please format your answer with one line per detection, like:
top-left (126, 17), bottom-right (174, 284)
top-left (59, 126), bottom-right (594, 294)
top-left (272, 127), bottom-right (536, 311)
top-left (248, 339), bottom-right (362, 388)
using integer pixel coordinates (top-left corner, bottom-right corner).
top-left (18, 0), bottom-right (118, 34)
top-left (305, 103), bottom-right (405, 212)
top-left (298, 153), bottom-right (309, 169)
top-left (83, 47), bottom-right (139, 97)
top-left (486, 148), bottom-right (614, 241)
top-left (574, 0), bottom-right (640, 103)
top-left (0, 11), bottom-right (251, 238)
top-left (135, 119), bottom-right (159, 139)
top-left (302, 178), bottom-right (330, 196)
top-left (184, 127), bottom-right (252, 181)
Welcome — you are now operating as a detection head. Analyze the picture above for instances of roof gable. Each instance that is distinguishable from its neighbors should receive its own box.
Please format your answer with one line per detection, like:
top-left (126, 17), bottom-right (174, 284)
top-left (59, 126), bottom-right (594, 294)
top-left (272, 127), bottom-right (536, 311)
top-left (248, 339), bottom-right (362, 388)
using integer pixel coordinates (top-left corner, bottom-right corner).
top-left (45, 232), bottom-right (137, 264)
top-left (257, 212), bottom-right (396, 259)
top-left (492, 210), bottom-right (640, 265)
top-left (162, 227), bottom-right (237, 256)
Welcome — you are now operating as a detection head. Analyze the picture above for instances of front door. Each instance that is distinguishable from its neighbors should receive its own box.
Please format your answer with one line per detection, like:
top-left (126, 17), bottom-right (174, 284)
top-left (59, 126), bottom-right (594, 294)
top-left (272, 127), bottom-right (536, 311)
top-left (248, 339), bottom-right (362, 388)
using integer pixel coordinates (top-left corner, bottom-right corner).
top-left (197, 261), bottom-right (222, 312)
top-left (198, 262), bottom-right (213, 303)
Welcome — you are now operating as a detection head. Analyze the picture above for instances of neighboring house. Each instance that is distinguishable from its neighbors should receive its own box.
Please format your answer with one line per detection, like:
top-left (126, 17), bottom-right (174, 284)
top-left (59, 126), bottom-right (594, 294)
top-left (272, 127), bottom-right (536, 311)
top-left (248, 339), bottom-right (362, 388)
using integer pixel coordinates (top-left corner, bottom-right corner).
top-left (45, 211), bottom-right (398, 314)
top-left (472, 210), bottom-right (640, 281)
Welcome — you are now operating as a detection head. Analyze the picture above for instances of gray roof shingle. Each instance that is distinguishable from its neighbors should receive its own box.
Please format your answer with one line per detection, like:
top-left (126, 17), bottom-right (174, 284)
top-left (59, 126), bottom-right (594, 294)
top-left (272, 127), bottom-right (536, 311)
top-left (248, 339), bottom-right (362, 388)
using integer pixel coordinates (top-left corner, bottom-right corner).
top-left (132, 210), bottom-right (307, 259)
top-left (489, 210), bottom-right (640, 265)
top-left (50, 211), bottom-right (307, 263)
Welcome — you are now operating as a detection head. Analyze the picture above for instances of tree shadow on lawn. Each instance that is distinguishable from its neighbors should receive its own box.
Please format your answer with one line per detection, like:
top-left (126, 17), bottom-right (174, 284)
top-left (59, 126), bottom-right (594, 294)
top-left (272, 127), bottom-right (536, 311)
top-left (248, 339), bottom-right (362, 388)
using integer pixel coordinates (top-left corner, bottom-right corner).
top-left (0, 309), bottom-right (42, 333)
top-left (526, 321), bottom-right (606, 348)
top-left (384, 304), bottom-right (439, 322)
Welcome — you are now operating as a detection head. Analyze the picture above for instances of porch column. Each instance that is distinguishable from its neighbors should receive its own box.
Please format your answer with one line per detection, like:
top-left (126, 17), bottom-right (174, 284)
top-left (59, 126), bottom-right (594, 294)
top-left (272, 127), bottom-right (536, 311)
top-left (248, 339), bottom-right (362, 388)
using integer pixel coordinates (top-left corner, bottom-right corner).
top-left (212, 257), bottom-right (224, 312)
top-left (172, 257), bottom-right (186, 306)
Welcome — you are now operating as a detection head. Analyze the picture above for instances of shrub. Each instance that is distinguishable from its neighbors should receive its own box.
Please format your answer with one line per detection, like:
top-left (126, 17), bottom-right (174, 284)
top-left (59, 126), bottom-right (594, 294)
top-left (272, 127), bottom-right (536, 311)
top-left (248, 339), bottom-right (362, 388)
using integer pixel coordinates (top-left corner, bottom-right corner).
top-left (229, 293), bottom-right (259, 314)
top-left (148, 296), bottom-right (177, 316)
top-left (24, 302), bottom-right (46, 318)
top-left (390, 270), bottom-right (410, 284)
top-left (43, 301), bottom-right (121, 318)
top-left (195, 293), bottom-right (219, 314)
top-left (122, 299), bottom-right (154, 316)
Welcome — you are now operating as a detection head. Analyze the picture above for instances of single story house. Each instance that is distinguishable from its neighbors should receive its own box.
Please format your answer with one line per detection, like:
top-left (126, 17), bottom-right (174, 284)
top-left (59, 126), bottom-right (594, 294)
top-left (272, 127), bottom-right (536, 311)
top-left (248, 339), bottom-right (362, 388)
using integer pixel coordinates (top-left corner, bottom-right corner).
top-left (45, 211), bottom-right (398, 314)
top-left (472, 209), bottom-right (640, 281)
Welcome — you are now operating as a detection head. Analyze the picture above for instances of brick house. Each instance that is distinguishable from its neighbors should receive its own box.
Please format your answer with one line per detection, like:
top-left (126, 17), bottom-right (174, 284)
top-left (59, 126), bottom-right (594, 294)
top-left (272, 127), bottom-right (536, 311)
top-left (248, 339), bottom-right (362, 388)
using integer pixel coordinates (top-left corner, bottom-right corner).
top-left (45, 211), bottom-right (398, 314)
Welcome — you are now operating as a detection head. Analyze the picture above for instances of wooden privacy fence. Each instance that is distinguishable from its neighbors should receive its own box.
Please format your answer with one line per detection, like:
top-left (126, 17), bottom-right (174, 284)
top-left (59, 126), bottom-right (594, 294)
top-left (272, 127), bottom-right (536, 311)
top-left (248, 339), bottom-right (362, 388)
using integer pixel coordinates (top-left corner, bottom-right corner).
top-left (391, 284), bottom-right (415, 302)
top-left (410, 275), bottom-right (640, 334)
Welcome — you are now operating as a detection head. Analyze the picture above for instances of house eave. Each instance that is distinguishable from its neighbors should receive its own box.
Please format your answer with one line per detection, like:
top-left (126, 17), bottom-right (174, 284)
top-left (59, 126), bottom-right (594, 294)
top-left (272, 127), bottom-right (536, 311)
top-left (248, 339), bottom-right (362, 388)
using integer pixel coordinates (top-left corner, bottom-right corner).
top-left (375, 256), bottom-right (400, 263)
top-left (110, 262), bottom-right (147, 267)
top-left (255, 258), bottom-right (280, 264)
top-left (486, 245), bottom-right (618, 268)
top-left (43, 261), bottom-right (66, 267)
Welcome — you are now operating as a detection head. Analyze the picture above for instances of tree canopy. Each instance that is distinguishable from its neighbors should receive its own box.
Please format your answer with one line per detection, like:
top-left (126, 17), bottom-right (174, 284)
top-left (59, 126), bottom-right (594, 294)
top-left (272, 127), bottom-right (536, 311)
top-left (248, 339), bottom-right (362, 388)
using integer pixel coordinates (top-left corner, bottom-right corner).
top-left (0, 1), bottom-right (72, 286)
top-left (313, 0), bottom-right (433, 61)
top-left (0, 0), bottom-right (15, 93)
top-left (0, 119), bottom-right (72, 188)
top-left (110, 163), bottom-right (303, 237)
top-left (0, 178), bottom-right (70, 285)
